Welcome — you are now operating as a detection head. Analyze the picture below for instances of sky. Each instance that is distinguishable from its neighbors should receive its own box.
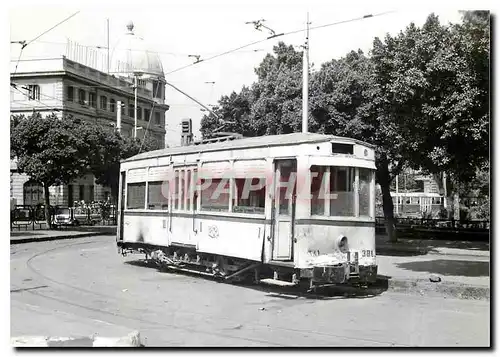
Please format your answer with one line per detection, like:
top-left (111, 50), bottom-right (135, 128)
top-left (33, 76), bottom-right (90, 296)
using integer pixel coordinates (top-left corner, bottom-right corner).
top-left (7, 0), bottom-right (480, 148)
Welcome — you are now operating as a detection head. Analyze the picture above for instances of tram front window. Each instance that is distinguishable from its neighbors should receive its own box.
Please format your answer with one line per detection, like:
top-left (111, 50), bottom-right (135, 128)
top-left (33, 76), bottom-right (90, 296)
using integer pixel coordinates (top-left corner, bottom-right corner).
top-left (310, 166), bottom-right (373, 218)
top-left (330, 167), bottom-right (355, 216)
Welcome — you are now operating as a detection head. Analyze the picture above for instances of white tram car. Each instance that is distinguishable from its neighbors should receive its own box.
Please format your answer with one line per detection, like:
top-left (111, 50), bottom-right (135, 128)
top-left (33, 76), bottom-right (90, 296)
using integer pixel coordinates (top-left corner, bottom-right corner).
top-left (117, 133), bottom-right (377, 289)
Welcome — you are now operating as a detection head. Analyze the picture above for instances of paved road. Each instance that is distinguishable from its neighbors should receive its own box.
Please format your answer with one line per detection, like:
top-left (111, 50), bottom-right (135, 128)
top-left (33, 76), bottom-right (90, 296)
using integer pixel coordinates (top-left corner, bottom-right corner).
top-left (11, 236), bottom-right (490, 347)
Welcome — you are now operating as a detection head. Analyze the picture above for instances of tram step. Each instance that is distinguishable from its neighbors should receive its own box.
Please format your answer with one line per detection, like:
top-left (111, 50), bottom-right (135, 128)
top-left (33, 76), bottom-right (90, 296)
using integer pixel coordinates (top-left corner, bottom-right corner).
top-left (260, 278), bottom-right (297, 287)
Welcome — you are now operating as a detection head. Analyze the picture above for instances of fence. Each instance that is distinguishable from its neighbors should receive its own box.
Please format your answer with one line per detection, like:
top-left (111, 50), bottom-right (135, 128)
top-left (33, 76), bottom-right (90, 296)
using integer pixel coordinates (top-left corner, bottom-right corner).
top-left (375, 216), bottom-right (490, 241)
top-left (10, 204), bottom-right (117, 231)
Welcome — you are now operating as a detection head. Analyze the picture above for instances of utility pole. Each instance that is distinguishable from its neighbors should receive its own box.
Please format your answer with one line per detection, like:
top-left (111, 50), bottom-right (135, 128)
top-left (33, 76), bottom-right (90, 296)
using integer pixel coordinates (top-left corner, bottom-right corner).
top-left (302, 12), bottom-right (310, 134)
top-left (116, 100), bottom-right (122, 134)
top-left (134, 75), bottom-right (138, 138)
top-left (133, 72), bottom-right (143, 138)
top-left (107, 18), bottom-right (110, 73)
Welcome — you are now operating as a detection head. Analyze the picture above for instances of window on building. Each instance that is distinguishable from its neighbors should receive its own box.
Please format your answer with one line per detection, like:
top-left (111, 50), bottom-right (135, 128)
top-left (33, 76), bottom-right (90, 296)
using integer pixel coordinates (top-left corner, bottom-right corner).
top-left (129, 104), bottom-right (134, 117)
top-left (79, 185), bottom-right (85, 201)
top-left (147, 181), bottom-right (168, 210)
top-left (110, 98), bottom-right (116, 112)
top-left (78, 89), bottom-right (86, 105)
top-left (153, 80), bottom-right (162, 98)
top-left (144, 108), bottom-right (151, 121)
top-left (137, 106), bottom-right (142, 120)
top-left (28, 85), bottom-right (40, 101)
top-left (100, 95), bottom-right (107, 110)
top-left (23, 181), bottom-right (43, 206)
top-left (66, 86), bottom-right (74, 102)
top-left (155, 112), bottom-right (161, 126)
top-left (89, 92), bottom-right (96, 108)
top-left (127, 182), bottom-right (146, 209)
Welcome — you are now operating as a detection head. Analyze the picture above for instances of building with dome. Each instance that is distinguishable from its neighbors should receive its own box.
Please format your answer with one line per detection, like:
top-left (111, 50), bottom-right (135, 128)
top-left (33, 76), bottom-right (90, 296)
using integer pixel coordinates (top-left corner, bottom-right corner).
top-left (10, 21), bottom-right (169, 207)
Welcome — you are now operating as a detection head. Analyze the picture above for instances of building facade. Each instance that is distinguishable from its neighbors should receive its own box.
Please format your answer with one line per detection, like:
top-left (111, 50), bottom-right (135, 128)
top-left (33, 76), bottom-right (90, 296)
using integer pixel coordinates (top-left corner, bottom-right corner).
top-left (10, 21), bottom-right (169, 207)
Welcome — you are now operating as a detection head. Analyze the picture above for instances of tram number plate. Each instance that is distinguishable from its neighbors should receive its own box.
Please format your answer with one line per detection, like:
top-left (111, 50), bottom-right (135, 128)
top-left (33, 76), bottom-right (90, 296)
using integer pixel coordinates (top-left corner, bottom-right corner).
top-left (362, 250), bottom-right (374, 258)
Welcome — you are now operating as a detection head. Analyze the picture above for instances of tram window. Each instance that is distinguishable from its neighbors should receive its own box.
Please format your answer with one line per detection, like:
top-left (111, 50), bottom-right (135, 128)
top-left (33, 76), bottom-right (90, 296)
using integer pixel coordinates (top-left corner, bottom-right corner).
top-left (178, 171), bottom-right (185, 210)
top-left (359, 168), bottom-right (372, 217)
top-left (233, 178), bottom-right (266, 214)
top-left (185, 171), bottom-right (192, 211)
top-left (330, 167), bottom-right (355, 216)
top-left (147, 181), bottom-right (168, 210)
top-left (127, 182), bottom-right (146, 209)
top-left (310, 166), bottom-right (326, 215)
top-left (200, 178), bottom-right (230, 212)
top-left (172, 171), bottom-right (181, 210)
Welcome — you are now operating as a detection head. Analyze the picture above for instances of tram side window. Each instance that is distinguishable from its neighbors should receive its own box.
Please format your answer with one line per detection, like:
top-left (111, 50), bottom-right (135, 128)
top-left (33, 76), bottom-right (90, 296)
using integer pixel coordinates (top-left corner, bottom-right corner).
top-left (233, 178), bottom-right (266, 214)
top-left (310, 166), bottom-right (327, 215)
top-left (172, 171), bottom-right (180, 210)
top-left (127, 183), bottom-right (146, 209)
top-left (147, 181), bottom-right (168, 210)
top-left (200, 178), bottom-right (230, 212)
top-left (359, 168), bottom-right (372, 217)
top-left (330, 167), bottom-right (355, 216)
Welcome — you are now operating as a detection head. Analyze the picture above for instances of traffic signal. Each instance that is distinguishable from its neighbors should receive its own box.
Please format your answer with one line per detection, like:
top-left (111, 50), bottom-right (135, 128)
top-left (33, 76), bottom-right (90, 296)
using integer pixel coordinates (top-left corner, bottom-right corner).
top-left (181, 119), bottom-right (192, 134)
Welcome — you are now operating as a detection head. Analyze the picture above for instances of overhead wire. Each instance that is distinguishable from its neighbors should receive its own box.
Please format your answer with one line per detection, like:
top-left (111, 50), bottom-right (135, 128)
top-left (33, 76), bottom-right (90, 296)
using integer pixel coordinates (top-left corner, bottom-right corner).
top-left (11, 11), bottom-right (81, 75)
top-left (164, 10), bottom-right (396, 76)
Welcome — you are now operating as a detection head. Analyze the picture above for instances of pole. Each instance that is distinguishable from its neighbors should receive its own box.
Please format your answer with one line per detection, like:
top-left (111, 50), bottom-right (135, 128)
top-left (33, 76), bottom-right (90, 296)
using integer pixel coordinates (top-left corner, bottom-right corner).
top-left (116, 100), bottom-right (122, 134)
top-left (107, 18), bottom-right (110, 73)
top-left (134, 75), bottom-right (138, 139)
top-left (395, 174), bottom-right (399, 215)
top-left (302, 12), bottom-right (309, 134)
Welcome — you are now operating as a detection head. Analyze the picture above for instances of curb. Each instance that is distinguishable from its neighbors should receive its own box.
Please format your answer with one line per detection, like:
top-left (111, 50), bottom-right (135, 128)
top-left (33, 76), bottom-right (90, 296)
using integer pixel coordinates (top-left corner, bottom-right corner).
top-left (10, 232), bottom-right (107, 245)
top-left (383, 277), bottom-right (490, 301)
top-left (11, 331), bottom-right (142, 347)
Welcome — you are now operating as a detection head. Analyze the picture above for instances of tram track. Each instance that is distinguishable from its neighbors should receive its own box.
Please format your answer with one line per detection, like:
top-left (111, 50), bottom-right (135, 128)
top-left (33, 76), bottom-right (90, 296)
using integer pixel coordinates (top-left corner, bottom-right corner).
top-left (14, 239), bottom-right (407, 346)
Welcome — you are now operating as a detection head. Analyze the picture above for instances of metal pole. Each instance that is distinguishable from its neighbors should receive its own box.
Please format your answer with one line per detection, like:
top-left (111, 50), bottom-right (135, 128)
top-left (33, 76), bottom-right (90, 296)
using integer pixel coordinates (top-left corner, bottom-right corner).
top-left (302, 12), bottom-right (309, 134)
top-left (116, 100), bottom-right (122, 134)
top-left (107, 18), bottom-right (110, 73)
top-left (134, 75), bottom-right (138, 139)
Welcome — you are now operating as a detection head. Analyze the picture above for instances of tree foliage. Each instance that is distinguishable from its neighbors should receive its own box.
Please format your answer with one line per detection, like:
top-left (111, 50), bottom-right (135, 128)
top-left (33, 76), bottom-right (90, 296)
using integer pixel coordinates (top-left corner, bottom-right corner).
top-left (82, 122), bottom-right (161, 202)
top-left (198, 12), bottom-right (489, 240)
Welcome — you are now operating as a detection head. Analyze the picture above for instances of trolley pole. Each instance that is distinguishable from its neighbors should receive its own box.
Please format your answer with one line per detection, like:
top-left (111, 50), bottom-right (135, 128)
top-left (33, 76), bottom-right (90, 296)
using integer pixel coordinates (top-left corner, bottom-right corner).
top-left (302, 12), bottom-right (310, 134)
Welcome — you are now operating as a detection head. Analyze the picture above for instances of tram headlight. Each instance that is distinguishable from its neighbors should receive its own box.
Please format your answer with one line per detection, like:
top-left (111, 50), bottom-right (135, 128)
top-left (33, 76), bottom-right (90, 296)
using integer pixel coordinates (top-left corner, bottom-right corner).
top-left (336, 235), bottom-right (349, 253)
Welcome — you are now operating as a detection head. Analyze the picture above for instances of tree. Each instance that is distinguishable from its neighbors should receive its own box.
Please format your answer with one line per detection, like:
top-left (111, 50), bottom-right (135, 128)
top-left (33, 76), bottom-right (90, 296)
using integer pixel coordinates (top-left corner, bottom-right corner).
top-left (370, 12), bottom-right (490, 222)
top-left (10, 112), bottom-right (90, 228)
top-left (200, 42), bottom-right (304, 137)
top-left (200, 87), bottom-right (255, 138)
top-left (85, 123), bottom-right (161, 203)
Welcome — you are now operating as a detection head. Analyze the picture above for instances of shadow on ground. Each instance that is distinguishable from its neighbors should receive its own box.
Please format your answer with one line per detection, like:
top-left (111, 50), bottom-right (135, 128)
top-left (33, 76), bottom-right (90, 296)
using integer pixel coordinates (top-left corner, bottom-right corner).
top-left (125, 259), bottom-right (388, 300)
top-left (376, 246), bottom-right (436, 257)
top-left (10, 232), bottom-right (44, 237)
top-left (396, 259), bottom-right (490, 277)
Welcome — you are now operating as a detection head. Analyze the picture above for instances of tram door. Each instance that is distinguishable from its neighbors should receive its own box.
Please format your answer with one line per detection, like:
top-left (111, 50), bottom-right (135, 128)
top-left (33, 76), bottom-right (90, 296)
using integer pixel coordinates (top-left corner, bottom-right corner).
top-left (272, 159), bottom-right (296, 261)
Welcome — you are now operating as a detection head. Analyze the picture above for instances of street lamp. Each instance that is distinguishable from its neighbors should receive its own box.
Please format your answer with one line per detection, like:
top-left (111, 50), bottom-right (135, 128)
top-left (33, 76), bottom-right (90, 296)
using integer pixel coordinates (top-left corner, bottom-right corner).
top-left (133, 71), bottom-right (144, 139)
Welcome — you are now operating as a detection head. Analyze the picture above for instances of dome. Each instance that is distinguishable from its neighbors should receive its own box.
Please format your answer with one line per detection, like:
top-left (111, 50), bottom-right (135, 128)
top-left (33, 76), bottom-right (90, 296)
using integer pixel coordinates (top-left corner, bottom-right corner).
top-left (110, 21), bottom-right (164, 78)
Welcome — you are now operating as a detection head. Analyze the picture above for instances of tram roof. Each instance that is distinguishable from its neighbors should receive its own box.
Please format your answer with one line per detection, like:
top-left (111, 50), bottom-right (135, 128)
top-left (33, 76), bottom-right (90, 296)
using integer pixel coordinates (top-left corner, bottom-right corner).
top-left (123, 132), bottom-right (375, 163)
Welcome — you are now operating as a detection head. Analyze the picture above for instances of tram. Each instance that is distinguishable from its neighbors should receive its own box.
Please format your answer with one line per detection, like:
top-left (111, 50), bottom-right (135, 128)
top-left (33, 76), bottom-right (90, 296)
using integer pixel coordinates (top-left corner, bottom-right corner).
top-left (117, 132), bottom-right (377, 289)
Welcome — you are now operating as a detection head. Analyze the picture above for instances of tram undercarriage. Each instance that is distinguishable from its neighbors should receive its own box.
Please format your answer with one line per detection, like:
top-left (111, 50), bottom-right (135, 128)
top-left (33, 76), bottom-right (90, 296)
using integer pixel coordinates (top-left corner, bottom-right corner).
top-left (118, 242), bottom-right (377, 291)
